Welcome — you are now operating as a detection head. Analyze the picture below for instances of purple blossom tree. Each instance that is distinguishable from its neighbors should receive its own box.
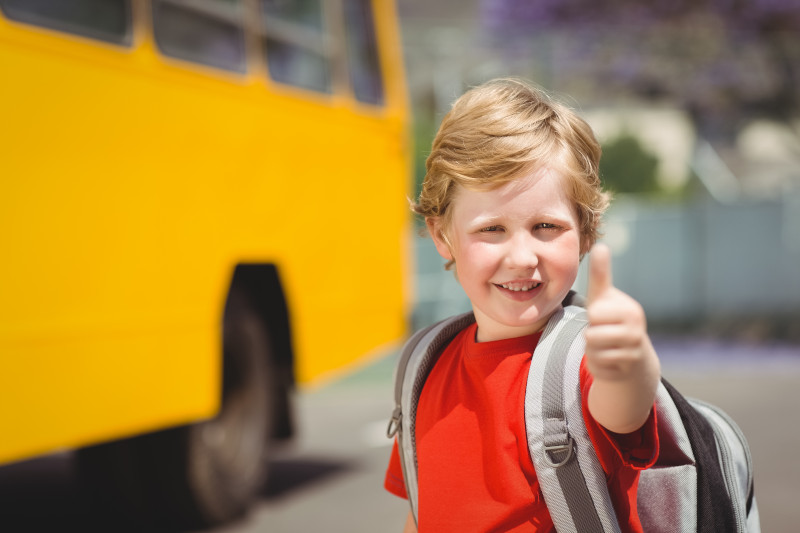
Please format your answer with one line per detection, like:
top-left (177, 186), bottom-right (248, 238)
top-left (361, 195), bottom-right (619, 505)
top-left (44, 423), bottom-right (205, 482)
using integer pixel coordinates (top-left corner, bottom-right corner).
top-left (480, 0), bottom-right (800, 149)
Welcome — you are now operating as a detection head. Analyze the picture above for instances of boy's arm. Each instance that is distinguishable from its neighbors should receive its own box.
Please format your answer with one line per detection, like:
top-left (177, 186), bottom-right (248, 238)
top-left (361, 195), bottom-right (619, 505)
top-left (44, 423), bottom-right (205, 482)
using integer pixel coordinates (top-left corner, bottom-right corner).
top-left (403, 511), bottom-right (417, 533)
top-left (584, 244), bottom-right (661, 435)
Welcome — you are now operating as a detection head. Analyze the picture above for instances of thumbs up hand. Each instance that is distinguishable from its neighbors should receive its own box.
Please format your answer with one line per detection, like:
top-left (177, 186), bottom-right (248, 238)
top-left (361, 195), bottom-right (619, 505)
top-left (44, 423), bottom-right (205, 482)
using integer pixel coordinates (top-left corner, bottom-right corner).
top-left (584, 243), bottom-right (661, 434)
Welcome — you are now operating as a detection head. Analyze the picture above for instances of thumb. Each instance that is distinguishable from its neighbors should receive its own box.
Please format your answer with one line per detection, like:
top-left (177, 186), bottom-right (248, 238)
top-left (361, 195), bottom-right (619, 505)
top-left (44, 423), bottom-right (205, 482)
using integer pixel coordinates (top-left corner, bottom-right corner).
top-left (587, 242), bottom-right (613, 304)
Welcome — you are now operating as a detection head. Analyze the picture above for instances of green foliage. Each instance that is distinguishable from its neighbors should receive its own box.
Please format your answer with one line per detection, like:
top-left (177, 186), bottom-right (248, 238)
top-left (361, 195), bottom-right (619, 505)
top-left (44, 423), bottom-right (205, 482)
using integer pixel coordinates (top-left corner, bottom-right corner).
top-left (599, 133), bottom-right (660, 195)
top-left (412, 115), bottom-right (437, 199)
top-left (410, 109), bottom-right (440, 229)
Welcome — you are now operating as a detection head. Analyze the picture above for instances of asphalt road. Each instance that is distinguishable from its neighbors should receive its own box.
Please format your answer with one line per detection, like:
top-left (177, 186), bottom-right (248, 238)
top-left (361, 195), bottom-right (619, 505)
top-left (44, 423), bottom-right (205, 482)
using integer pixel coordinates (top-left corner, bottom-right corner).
top-left (1, 337), bottom-right (798, 533)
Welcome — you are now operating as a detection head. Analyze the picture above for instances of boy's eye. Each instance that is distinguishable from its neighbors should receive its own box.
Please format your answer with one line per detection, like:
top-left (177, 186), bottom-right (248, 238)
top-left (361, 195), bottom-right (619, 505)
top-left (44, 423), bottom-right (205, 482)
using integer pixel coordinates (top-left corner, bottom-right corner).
top-left (536, 223), bottom-right (559, 231)
top-left (480, 225), bottom-right (502, 233)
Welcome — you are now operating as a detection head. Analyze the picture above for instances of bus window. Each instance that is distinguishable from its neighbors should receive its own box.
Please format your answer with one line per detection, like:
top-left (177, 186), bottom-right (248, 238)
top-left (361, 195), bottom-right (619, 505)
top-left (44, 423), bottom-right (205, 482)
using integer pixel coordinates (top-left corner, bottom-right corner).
top-left (152, 0), bottom-right (247, 73)
top-left (260, 0), bottom-right (332, 94)
top-left (0, 0), bottom-right (131, 45)
top-left (343, 0), bottom-right (384, 106)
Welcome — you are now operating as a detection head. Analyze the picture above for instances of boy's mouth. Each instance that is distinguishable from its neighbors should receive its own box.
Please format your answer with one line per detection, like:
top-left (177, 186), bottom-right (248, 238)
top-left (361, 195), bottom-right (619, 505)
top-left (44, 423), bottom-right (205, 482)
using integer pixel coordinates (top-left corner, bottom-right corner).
top-left (497, 281), bottom-right (542, 292)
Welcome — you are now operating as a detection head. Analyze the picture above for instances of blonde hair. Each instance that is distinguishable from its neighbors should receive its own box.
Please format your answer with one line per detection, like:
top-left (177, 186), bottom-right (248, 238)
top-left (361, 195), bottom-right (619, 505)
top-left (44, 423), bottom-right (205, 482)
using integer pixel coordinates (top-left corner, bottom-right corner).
top-left (413, 78), bottom-right (610, 266)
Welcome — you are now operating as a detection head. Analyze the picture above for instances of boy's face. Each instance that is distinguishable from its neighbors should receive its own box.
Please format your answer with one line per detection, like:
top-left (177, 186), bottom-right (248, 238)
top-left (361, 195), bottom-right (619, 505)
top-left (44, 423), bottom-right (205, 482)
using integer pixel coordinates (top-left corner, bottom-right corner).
top-left (429, 168), bottom-right (582, 342)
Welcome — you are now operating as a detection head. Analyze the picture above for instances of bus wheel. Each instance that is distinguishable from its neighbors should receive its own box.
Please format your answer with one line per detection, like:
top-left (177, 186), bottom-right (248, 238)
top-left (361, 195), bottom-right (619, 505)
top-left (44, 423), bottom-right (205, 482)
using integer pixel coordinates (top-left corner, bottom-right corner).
top-left (76, 290), bottom-right (277, 528)
top-left (185, 288), bottom-right (275, 525)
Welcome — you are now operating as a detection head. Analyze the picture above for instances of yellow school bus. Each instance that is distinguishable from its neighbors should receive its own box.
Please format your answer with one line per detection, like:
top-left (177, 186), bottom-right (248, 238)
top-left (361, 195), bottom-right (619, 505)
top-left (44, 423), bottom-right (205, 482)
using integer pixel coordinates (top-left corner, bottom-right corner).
top-left (0, 0), bottom-right (410, 526)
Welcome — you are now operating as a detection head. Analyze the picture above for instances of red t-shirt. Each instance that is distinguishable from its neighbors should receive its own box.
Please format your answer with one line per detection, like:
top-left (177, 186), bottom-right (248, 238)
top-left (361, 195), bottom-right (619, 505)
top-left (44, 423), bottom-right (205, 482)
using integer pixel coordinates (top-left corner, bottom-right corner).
top-left (384, 323), bottom-right (658, 533)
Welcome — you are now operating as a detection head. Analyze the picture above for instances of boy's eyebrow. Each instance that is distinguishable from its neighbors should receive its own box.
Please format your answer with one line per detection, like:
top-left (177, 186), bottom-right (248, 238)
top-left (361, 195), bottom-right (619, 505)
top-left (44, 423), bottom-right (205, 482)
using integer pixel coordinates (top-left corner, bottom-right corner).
top-left (472, 214), bottom-right (503, 224)
top-left (540, 212), bottom-right (576, 223)
top-left (468, 214), bottom-right (504, 228)
top-left (472, 211), bottom-right (574, 224)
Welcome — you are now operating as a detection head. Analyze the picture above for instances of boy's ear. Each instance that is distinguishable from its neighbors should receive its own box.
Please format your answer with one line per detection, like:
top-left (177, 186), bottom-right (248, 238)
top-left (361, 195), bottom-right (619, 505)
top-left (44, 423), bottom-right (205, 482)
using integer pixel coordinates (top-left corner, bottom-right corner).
top-left (426, 217), bottom-right (453, 261)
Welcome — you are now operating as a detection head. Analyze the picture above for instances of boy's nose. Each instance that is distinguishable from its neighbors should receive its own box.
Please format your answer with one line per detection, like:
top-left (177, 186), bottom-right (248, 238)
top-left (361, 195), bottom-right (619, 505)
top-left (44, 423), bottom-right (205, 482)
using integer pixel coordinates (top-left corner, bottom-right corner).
top-left (505, 233), bottom-right (539, 270)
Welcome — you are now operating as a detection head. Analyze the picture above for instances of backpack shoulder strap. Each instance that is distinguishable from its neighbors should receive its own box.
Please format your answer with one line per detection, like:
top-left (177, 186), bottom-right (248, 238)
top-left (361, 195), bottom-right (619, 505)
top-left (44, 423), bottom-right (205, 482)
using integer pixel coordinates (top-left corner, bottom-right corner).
top-left (386, 311), bottom-right (475, 524)
top-left (525, 304), bottom-right (622, 533)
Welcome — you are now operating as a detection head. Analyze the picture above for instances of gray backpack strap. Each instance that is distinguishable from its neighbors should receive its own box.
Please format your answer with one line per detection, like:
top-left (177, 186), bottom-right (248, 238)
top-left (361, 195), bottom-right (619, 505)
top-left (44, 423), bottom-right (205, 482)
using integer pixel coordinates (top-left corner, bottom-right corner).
top-left (525, 305), bottom-right (621, 533)
top-left (386, 312), bottom-right (475, 524)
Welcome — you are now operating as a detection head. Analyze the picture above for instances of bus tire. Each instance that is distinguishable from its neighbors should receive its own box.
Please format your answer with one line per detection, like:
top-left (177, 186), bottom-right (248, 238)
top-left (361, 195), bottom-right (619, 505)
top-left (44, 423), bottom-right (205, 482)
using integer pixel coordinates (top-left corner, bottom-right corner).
top-left (76, 289), bottom-right (277, 528)
top-left (184, 287), bottom-right (276, 525)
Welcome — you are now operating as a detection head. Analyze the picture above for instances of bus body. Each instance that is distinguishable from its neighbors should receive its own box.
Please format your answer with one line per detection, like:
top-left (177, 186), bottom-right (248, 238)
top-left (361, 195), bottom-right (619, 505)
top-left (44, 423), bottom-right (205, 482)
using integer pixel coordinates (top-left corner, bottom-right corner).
top-left (0, 0), bottom-right (410, 524)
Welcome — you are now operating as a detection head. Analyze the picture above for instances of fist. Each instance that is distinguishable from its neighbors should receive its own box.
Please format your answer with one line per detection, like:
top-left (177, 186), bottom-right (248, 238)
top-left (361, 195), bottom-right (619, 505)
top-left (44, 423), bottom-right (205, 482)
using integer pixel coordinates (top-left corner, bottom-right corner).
top-left (584, 243), bottom-right (652, 382)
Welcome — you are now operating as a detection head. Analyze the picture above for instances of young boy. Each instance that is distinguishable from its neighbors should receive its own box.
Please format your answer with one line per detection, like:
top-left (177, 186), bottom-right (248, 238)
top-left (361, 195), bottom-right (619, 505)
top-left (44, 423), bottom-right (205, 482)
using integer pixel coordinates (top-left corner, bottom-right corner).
top-left (384, 79), bottom-right (661, 532)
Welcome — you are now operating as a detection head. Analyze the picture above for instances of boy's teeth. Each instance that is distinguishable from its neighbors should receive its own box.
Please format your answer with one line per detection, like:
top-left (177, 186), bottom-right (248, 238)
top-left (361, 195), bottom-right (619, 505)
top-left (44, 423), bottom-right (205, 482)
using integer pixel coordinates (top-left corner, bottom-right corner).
top-left (500, 282), bottom-right (540, 292)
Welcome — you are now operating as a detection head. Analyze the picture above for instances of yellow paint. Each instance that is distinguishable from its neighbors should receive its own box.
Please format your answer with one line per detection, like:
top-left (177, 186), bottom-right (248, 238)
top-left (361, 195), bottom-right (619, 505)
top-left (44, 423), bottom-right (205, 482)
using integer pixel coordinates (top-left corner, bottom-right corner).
top-left (0, 0), bottom-right (411, 465)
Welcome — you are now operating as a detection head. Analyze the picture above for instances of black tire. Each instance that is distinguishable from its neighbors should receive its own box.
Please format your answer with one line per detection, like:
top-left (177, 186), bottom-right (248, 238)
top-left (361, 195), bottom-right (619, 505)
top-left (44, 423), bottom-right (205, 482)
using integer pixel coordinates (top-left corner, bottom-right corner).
top-left (184, 288), bottom-right (276, 525)
top-left (76, 289), bottom-right (278, 529)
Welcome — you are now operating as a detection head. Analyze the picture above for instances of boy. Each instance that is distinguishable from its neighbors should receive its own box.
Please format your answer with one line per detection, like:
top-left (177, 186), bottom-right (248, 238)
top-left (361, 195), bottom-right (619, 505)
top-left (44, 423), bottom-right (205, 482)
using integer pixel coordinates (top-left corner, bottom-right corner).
top-left (385, 79), bottom-right (661, 532)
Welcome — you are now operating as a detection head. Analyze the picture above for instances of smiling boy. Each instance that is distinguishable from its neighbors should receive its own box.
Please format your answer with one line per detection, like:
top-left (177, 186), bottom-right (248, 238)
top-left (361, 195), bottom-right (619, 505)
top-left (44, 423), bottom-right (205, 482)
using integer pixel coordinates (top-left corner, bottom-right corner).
top-left (385, 79), bottom-right (661, 532)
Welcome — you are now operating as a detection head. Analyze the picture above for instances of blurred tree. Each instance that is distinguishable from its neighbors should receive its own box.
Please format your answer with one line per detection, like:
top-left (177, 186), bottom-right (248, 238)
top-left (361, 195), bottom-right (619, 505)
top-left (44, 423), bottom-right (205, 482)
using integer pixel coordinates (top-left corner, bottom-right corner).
top-left (599, 133), bottom-right (660, 195)
top-left (480, 0), bottom-right (800, 175)
top-left (410, 85), bottom-right (439, 225)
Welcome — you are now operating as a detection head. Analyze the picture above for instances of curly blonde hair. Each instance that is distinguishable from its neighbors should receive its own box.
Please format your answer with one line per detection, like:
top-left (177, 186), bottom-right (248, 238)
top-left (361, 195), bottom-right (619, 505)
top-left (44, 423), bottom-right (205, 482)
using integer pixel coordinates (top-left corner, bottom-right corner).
top-left (413, 78), bottom-right (610, 266)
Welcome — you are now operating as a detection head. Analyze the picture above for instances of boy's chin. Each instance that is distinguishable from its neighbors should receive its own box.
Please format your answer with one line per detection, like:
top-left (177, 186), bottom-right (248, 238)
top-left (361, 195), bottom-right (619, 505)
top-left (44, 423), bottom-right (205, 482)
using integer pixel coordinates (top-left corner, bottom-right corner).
top-left (512, 306), bottom-right (566, 329)
top-left (499, 312), bottom-right (554, 335)
top-left (474, 300), bottom-right (565, 333)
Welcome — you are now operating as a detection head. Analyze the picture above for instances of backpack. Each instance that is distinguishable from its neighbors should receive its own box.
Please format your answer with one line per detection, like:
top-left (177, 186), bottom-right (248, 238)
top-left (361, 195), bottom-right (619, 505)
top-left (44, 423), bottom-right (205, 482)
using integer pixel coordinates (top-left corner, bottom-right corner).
top-left (386, 294), bottom-right (760, 532)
